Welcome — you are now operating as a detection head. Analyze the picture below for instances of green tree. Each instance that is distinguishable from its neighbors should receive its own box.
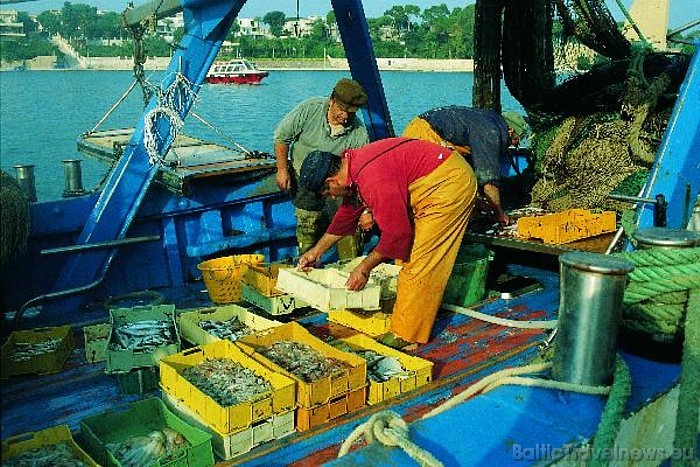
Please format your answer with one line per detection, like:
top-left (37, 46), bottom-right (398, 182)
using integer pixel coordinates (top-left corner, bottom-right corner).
top-left (36, 10), bottom-right (61, 37)
top-left (17, 12), bottom-right (38, 34)
top-left (262, 11), bottom-right (286, 37)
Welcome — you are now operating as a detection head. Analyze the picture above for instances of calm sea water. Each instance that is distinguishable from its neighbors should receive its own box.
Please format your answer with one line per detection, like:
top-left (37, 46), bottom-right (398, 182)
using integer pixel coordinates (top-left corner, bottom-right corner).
top-left (0, 69), bottom-right (522, 200)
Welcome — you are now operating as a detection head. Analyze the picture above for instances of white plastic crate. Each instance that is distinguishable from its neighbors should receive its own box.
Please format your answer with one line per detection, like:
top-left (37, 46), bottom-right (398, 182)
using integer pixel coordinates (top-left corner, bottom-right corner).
top-left (275, 268), bottom-right (381, 312)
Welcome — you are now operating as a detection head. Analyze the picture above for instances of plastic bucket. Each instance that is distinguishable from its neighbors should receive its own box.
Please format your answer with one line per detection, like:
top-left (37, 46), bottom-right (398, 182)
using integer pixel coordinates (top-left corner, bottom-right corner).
top-left (197, 254), bottom-right (265, 304)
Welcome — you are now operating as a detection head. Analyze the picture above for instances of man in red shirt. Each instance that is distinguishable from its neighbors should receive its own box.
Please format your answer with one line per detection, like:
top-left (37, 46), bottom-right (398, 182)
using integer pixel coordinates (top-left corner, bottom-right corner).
top-left (297, 138), bottom-right (477, 348)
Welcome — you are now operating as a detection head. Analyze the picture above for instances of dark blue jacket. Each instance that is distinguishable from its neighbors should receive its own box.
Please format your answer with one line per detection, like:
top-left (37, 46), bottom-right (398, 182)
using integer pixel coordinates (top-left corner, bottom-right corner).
top-left (419, 106), bottom-right (509, 187)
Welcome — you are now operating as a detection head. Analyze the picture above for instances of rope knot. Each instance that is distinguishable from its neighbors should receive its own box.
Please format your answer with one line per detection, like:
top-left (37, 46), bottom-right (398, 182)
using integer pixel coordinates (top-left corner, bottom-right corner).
top-left (365, 412), bottom-right (408, 447)
top-left (338, 410), bottom-right (443, 467)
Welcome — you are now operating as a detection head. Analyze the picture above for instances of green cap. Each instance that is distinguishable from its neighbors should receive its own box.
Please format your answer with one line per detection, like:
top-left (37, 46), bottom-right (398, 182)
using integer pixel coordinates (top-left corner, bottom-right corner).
top-left (502, 111), bottom-right (530, 139)
top-left (332, 78), bottom-right (368, 112)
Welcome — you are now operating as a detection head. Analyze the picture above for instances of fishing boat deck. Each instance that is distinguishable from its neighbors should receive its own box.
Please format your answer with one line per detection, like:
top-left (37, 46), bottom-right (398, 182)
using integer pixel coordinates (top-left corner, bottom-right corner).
top-left (1, 262), bottom-right (559, 465)
top-left (78, 128), bottom-right (276, 192)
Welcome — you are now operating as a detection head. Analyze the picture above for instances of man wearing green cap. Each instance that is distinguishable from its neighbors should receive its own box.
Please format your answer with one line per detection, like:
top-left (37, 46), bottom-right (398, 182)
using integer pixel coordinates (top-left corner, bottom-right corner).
top-left (403, 106), bottom-right (529, 225)
top-left (274, 78), bottom-right (370, 258)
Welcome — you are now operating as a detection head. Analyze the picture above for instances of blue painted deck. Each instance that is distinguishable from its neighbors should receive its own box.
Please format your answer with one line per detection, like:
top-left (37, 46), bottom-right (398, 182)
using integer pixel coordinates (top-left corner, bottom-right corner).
top-left (1, 263), bottom-right (564, 466)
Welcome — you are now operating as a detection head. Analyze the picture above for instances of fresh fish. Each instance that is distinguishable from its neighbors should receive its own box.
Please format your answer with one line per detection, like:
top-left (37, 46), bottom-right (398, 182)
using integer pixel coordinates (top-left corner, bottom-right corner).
top-left (182, 357), bottom-right (271, 406)
top-left (260, 341), bottom-right (350, 382)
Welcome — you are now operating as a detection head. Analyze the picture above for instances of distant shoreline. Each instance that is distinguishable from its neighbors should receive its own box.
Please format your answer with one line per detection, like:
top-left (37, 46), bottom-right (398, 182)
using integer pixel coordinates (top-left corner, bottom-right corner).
top-left (1, 57), bottom-right (475, 73)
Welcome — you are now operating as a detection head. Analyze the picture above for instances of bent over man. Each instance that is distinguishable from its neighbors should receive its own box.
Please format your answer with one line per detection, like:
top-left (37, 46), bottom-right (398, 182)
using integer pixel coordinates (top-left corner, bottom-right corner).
top-left (403, 106), bottom-right (529, 225)
top-left (296, 138), bottom-right (477, 349)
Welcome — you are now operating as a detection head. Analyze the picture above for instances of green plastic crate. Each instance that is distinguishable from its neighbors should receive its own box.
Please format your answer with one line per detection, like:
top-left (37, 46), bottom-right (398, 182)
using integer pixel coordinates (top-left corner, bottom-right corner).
top-left (106, 305), bottom-right (181, 374)
top-left (443, 244), bottom-right (494, 307)
top-left (79, 397), bottom-right (214, 467)
top-left (1, 326), bottom-right (75, 379)
top-left (115, 366), bottom-right (159, 395)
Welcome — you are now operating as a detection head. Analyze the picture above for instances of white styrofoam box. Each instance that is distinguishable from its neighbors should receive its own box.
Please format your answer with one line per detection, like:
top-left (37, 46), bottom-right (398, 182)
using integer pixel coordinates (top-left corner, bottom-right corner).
top-left (275, 267), bottom-right (381, 312)
top-left (334, 257), bottom-right (402, 300)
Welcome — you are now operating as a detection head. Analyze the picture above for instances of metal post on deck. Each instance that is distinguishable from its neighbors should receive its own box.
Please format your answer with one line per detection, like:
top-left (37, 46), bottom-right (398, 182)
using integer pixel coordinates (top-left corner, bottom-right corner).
top-left (13, 164), bottom-right (37, 202)
top-left (62, 159), bottom-right (86, 197)
top-left (553, 251), bottom-right (634, 386)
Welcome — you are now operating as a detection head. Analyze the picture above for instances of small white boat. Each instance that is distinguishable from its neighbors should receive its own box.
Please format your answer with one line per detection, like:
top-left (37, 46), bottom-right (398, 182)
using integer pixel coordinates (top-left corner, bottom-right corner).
top-left (205, 58), bottom-right (269, 85)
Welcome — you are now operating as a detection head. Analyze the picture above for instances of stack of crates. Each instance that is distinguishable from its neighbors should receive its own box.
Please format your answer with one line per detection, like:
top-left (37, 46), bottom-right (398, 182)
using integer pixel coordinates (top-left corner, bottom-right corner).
top-left (0, 325), bottom-right (75, 379)
top-left (80, 397), bottom-right (214, 467)
top-left (105, 304), bottom-right (181, 394)
top-left (159, 340), bottom-right (296, 460)
top-left (237, 322), bottom-right (367, 431)
top-left (2, 425), bottom-right (98, 466)
top-left (178, 304), bottom-right (282, 346)
top-left (333, 334), bottom-right (433, 405)
top-left (240, 263), bottom-right (309, 315)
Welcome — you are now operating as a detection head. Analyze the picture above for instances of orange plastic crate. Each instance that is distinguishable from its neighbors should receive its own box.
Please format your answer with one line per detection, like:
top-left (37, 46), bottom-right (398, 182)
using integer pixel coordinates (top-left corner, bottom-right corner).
top-left (236, 322), bottom-right (367, 408)
top-left (296, 387), bottom-right (366, 432)
top-left (517, 209), bottom-right (616, 244)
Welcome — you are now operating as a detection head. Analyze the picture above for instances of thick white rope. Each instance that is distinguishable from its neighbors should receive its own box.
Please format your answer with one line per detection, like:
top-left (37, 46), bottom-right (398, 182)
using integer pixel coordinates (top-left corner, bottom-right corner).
top-left (422, 362), bottom-right (552, 419)
top-left (442, 303), bottom-right (558, 329)
top-left (337, 411), bottom-right (443, 467)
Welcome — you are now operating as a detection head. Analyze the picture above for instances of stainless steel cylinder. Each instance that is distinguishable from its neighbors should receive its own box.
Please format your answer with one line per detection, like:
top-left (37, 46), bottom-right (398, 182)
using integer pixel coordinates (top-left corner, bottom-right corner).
top-left (553, 251), bottom-right (634, 385)
top-left (62, 159), bottom-right (85, 197)
top-left (634, 227), bottom-right (700, 250)
top-left (13, 164), bottom-right (37, 202)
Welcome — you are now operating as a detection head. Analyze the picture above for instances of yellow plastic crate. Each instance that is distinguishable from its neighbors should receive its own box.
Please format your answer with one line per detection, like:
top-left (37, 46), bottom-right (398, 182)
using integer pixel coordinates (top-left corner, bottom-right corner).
top-left (335, 334), bottom-right (433, 405)
top-left (178, 304), bottom-right (282, 346)
top-left (1, 325), bottom-right (75, 379)
top-left (241, 283), bottom-right (309, 316)
top-left (84, 323), bottom-right (111, 363)
top-left (163, 392), bottom-right (294, 461)
top-left (296, 387), bottom-right (366, 432)
top-left (517, 209), bottom-right (616, 244)
top-left (327, 301), bottom-right (394, 337)
top-left (236, 322), bottom-right (367, 408)
top-left (2, 425), bottom-right (98, 467)
top-left (159, 339), bottom-right (295, 435)
top-left (241, 263), bottom-right (292, 296)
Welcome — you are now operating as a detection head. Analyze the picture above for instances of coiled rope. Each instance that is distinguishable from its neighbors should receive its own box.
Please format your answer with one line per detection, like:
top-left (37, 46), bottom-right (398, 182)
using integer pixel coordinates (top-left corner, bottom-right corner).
top-left (614, 247), bottom-right (700, 336)
top-left (337, 411), bottom-right (444, 467)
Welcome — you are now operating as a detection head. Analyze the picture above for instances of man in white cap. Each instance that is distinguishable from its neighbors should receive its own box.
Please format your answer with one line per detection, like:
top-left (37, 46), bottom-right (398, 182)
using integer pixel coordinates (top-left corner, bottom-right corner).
top-left (274, 78), bottom-right (370, 258)
top-left (403, 106), bottom-right (529, 225)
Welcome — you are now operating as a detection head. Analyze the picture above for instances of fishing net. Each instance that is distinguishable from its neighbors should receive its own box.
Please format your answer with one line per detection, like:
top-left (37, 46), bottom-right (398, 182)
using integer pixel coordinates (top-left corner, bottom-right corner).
top-left (479, 0), bottom-right (692, 215)
top-left (0, 170), bottom-right (30, 269)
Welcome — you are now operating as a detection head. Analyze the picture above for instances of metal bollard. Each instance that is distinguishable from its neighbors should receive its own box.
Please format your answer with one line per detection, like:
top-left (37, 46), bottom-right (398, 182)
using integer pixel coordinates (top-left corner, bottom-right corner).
top-left (62, 159), bottom-right (86, 197)
top-left (553, 251), bottom-right (634, 385)
top-left (634, 227), bottom-right (700, 250)
top-left (13, 164), bottom-right (37, 202)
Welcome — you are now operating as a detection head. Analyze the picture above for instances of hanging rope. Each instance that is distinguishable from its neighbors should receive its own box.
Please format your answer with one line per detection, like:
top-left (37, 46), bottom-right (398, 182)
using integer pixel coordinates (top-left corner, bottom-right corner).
top-left (143, 72), bottom-right (196, 166)
top-left (673, 288), bottom-right (700, 462)
top-left (589, 355), bottom-right (632, 467)
top-left (337, 411), bottom-right (444, 467)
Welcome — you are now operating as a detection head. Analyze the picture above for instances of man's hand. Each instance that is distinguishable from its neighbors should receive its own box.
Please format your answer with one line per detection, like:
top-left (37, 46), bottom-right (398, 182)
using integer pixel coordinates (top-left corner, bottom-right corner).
top-left (298, 249), bottom-right (322, 271)
top-left (358, 210), bottom-right (375, 231)
top-left (276, 170), bottom-right (291, 191)
top-left (345, 267), bottom-right (370, 291)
